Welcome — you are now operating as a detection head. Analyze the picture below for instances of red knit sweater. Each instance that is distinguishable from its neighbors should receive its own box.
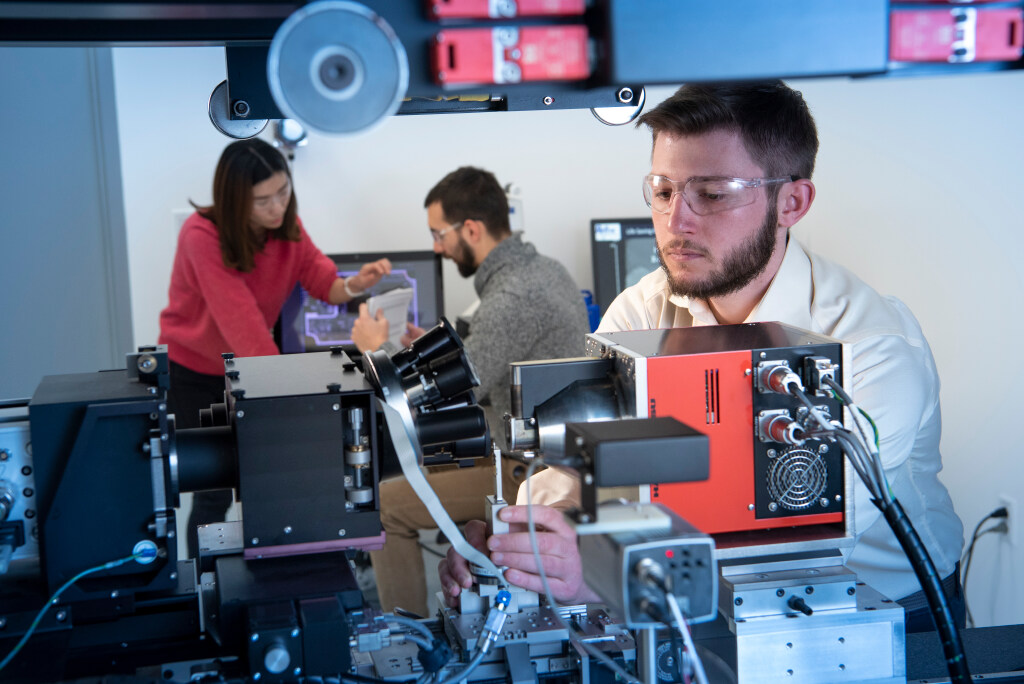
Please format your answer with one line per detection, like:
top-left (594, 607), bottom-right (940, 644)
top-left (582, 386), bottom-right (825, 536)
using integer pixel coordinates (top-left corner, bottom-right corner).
top-left (158, 212), bottom-right (339, 375)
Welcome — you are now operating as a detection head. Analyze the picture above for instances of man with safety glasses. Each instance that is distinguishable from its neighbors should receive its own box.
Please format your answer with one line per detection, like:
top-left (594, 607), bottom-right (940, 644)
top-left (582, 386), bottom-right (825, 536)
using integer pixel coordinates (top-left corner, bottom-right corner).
top-left (440, 82), bottom-right (965, 635)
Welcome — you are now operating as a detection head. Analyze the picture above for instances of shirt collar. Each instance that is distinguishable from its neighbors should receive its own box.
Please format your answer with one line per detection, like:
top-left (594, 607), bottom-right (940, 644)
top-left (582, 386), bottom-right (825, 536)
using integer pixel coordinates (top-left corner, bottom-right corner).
top-left (746, 239), bottom-right (814, 329)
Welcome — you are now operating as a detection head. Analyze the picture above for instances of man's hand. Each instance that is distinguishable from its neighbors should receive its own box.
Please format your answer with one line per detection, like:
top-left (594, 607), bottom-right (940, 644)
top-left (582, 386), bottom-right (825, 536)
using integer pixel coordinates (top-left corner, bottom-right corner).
top-left (349, 258), bottom-right (392, 292)
top-left (489, 505), bottom-right (600, 605)
top-left (438, 505), bottom-right (601, 608)
top-left (400, 322), bottom-right (426, 348)
top-left (439, 519), bottom-right (488, 607)
top-left (351, 302), bottom-right (389, 352)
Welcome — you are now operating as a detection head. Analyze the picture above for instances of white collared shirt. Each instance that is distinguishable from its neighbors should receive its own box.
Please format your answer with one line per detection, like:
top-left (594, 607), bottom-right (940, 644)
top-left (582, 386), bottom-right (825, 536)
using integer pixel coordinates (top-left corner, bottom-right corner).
top-left (523, 239), bottom-right (963, 601)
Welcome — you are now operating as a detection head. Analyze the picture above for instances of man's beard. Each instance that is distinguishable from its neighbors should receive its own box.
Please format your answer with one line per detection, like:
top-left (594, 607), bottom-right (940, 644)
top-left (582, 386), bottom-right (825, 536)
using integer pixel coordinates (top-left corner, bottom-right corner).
top-left (658, 202), bottom-right (779, 300)
top-left (452, 235), bottom-right (478, 278)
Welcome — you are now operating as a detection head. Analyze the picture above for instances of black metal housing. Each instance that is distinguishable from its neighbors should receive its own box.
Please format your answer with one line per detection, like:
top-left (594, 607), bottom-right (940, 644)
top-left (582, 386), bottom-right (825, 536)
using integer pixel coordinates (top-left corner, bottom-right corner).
top-left (224, 351), bottom-right (383, 554)
top-left (29, 367), bottom-right (179, 601)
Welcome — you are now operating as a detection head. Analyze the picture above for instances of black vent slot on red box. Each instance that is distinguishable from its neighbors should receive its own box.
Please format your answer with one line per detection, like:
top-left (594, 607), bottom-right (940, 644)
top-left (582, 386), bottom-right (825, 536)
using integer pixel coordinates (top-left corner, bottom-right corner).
top-left (704, 368), bottom-right (720, 424)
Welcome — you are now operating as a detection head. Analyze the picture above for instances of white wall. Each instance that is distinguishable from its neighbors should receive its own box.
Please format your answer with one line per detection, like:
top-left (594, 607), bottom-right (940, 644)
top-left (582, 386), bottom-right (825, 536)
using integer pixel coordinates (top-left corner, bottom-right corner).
top-left (113, 47), bottom-right (1024, 628)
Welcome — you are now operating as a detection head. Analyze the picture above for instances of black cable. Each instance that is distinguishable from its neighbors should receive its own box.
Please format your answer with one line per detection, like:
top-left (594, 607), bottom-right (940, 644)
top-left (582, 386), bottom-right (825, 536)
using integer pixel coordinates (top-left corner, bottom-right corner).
top-left (961, 507), bottom-right (1009, 628)
top-left (417, 540), bottom-right (447, 559)
top-left (962, 525), bottom-right (1004, 629)
top-left (823, 374), bottom-right (854, 405)
top-left (643, 602), bottom-right (685, 683)
top-left (805, 376), bottom-right (967, 678)
top-left (876, 498), bottom-right (970, 683)
top-left (667, 628), bottom-right (685, 683)
top-left (393, 606), bottom-right (426, 620)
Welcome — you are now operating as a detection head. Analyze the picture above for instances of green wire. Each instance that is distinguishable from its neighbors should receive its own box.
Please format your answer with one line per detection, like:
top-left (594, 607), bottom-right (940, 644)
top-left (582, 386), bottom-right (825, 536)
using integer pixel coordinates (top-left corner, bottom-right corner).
top-left (0, 551), bottom-right (150, 673)
top-left (857, 407), bottom-right (880, 449)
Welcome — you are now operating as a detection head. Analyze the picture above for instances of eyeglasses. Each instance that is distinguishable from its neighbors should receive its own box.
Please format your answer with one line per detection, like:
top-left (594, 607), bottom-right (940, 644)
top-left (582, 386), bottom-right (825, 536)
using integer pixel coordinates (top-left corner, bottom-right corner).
top-left (253, 180), bottom-right (292, 211)
top-left (430, 221), bottom-right (464, 243)
top-left (642, 174), bottom-right (795, 216)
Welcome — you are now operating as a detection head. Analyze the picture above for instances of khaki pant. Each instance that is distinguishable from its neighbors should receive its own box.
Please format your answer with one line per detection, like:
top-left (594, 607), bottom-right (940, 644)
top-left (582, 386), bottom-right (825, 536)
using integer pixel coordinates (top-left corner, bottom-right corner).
top-left (369, 457), bottom-right (525, 617)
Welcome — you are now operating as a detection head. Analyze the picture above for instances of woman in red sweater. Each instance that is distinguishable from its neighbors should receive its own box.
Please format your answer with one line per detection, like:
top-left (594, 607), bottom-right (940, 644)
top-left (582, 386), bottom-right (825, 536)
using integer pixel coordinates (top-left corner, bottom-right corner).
top-left (158, 138), bottom-right (390, 556)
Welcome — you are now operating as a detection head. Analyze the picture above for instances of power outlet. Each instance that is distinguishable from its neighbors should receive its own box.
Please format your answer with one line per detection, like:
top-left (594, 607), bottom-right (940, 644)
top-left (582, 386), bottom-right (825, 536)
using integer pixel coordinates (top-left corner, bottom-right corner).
top-left (999, 493), bottom-right (1018, 546)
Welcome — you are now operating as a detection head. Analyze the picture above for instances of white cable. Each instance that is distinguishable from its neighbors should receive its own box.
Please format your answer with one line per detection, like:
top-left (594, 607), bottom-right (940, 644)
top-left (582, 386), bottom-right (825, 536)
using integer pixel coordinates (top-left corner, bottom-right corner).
top-left (524, 459), bottom-right (643, 684)
top-left (840, 400), bottom-right (891, 500)
top-left (665, 592), bottom-right (709, 684)
top-left (795, 383), bottom-right (885, 502)
top-left (848, 404), bottom-right (877, 456)
top-left (377, 399), bottom-right (503, 578)
top-left (821, 376), bottom-right (889, 494)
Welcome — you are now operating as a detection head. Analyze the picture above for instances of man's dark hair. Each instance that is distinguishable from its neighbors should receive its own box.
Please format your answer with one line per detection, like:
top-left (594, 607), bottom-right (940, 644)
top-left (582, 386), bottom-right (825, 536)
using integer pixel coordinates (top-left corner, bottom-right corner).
top-left (636, 81), bottom-right (819, 180)
top-left (424, 166), bottom-right (510, 239)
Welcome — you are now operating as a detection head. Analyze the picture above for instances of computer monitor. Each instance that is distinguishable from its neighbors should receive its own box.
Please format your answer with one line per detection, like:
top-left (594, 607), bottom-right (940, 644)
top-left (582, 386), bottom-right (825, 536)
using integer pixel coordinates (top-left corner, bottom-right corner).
top-left (590, 217), bottom-right (659, 315)
top-left (277, 250), bottom-right (444, 353)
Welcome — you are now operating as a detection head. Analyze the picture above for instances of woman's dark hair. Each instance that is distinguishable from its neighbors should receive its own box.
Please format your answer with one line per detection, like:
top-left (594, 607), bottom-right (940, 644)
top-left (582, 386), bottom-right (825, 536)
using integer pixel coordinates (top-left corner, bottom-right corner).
top-left (636, 81), bottom-right (819, 181)
top-left (193, 138), bottom-right (299, 272)
top-left (423, 166), bottom-right (510, 239)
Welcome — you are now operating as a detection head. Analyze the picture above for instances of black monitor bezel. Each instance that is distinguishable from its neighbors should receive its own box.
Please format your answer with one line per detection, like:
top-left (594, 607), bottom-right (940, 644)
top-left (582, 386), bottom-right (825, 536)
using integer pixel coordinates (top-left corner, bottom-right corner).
top-left (589, 217), bottom-right (657, 316)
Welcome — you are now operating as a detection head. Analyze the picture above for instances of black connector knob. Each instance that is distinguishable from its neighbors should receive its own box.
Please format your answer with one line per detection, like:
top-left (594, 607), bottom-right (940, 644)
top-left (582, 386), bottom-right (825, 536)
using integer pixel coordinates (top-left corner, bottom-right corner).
top-left (787, 595), bottom-right (813, 616)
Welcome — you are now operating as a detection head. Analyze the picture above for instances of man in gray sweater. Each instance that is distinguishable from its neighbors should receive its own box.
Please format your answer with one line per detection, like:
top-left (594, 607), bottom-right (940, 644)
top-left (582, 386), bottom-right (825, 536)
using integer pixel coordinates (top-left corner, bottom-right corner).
top-left (352, 166), bottom-right (589, 616)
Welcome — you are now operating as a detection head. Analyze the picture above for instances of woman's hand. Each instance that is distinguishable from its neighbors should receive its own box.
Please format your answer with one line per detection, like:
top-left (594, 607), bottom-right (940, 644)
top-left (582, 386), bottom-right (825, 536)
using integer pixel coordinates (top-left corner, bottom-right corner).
top-left (348, 258), bottom-right (392, 292)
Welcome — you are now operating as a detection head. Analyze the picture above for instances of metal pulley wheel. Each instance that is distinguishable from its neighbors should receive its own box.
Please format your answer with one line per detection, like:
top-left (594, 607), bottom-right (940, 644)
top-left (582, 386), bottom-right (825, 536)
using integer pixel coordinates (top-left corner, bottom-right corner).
top-left (267, 1), bottom-right (409, 135)
top-left (208, 80), bottom-right (269, 139)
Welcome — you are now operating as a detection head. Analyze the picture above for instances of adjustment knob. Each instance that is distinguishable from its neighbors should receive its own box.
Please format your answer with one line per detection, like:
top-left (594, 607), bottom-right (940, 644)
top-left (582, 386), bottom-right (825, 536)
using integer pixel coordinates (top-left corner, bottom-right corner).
top-left (263, 642), bottom-right (291, 674)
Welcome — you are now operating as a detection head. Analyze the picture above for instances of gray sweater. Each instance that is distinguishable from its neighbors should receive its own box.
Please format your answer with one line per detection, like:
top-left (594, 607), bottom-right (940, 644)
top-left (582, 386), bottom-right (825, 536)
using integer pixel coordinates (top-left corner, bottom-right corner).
top-left (465, 233), bottom-right (590, 447)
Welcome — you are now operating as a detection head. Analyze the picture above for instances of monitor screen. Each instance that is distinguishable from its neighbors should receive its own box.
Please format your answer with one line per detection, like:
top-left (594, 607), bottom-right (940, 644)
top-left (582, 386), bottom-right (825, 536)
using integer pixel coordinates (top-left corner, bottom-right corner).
top-left (277, 250), bottom-right (444, 353)
top-left (590, 218), bottom-right (659, 315)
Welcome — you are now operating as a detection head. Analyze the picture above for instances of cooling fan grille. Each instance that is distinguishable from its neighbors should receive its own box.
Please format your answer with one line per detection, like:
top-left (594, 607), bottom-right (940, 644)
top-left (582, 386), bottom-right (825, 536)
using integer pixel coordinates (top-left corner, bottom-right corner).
top-left (766, 447), bottom-right (828, 510)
